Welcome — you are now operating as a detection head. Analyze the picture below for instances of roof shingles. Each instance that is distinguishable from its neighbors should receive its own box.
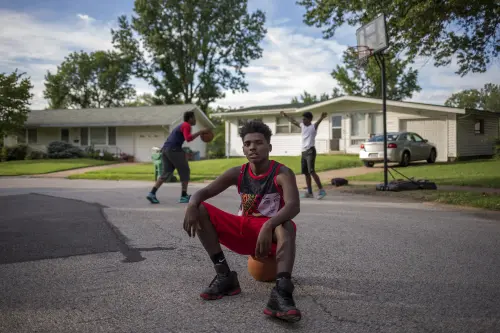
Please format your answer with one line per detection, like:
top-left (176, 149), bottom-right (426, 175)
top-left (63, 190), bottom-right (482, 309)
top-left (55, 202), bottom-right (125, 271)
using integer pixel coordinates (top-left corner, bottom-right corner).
top-left (26, 104), bottom-right (199, 127)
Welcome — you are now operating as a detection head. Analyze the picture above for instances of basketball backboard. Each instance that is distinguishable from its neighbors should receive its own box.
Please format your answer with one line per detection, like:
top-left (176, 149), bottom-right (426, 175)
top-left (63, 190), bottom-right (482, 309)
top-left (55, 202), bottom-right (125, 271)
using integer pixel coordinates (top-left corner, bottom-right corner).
top-left (356, 13), bottom-right (389, 61)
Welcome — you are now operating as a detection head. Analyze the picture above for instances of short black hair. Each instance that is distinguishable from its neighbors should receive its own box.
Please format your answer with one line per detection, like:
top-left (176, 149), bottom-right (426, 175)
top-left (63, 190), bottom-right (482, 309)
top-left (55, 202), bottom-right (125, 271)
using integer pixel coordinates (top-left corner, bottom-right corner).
top-left (302, 111), bottom-right (313, 120)
top-left (184, 111), bottom-right (195, 122)
top-left (239, 119), bottom-right (273, 143)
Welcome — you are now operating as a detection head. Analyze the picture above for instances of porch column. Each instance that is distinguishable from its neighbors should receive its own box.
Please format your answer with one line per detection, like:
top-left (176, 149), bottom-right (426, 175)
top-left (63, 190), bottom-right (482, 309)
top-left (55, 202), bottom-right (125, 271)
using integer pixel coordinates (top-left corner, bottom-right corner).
top-left (225, 119), bottom-right (230, 157)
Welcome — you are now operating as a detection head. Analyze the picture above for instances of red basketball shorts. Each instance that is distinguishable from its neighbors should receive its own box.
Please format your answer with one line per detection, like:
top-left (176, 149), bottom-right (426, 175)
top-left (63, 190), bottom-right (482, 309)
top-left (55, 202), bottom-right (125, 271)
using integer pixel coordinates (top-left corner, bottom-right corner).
top-left (201, 202), bottom-right (296, 256)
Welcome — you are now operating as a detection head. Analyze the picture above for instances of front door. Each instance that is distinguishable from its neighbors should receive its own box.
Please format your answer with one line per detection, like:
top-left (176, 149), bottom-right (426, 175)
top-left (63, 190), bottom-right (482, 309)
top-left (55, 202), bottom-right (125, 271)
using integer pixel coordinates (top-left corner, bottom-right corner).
top-left (61, 129), bottom-right (69, 143)
top-left (330, 115), bottom-right (342, 151)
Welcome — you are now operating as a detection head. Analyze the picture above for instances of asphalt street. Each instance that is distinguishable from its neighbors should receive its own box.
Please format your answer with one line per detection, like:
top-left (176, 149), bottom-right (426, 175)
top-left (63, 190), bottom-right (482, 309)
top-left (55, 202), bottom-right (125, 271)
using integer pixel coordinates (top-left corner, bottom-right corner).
top-left (0, 177), bottom-right (499, 333)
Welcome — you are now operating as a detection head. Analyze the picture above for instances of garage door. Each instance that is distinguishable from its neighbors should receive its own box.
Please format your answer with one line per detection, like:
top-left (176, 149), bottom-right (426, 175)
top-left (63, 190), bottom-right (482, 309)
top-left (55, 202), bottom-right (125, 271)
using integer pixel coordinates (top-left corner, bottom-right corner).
top-left (134, 131), bottom-right (165, 162)
top-left (400, 118), bottom-right (448, 162)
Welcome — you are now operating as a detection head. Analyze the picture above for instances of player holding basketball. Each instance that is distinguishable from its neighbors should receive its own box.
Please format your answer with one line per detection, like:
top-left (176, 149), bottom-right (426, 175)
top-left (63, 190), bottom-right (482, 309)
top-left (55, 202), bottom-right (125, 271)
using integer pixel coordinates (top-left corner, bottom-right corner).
top-left (183, 120), bottom-right (302, 322)
top-left (280, 110), bottom-right (327, 199)
top-left (147, 111), bottom-right (210, 204)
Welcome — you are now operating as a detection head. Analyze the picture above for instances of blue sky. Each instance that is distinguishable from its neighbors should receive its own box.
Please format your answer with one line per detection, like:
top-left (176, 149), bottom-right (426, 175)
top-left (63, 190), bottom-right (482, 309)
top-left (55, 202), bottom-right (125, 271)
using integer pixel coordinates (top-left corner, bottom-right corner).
top-left (1, 0), bottom-right (498, 110)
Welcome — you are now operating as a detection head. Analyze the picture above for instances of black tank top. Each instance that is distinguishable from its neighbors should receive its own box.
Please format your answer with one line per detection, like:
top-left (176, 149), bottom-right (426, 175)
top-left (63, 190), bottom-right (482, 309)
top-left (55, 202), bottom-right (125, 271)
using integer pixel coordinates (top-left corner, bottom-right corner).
top-left (237, 160), bottom-right (285, 218)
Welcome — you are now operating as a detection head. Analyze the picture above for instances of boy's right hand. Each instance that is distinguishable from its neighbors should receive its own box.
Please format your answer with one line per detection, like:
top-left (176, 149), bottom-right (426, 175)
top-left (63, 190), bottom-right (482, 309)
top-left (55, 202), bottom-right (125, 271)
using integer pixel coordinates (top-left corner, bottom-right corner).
top-left (183, 203), bottom-right (201, 237)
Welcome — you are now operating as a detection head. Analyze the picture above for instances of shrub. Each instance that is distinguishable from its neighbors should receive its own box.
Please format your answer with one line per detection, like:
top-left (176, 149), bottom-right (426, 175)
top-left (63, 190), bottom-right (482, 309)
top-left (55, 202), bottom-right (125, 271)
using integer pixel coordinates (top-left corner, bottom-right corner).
top-left (25, 150), bottom-right (48, 160)
top-left (47, 141), bottom-right (84, 159)
top-left (102, 151), bottom-right (117, 161)
top-left (0, 144), bottom-right (28, 161)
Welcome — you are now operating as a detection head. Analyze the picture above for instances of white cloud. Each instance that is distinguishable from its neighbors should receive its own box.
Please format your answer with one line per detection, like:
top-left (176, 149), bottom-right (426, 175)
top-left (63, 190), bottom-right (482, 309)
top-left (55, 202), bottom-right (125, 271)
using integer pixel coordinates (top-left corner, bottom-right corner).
top-left (215, 26), bottom-right (347, 108)
top-left (77, 14), bottom-right (95, 23)
top-left (408, 56), bottom-right (500, 104)
top-left (0, 9), bottom-right (122, 109)
top-left (0, 8), bottom-right (497, 111)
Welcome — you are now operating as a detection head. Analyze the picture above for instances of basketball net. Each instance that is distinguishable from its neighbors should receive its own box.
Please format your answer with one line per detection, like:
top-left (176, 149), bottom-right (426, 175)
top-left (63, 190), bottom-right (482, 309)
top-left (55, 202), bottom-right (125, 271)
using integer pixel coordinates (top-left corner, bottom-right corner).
top-left (348, 46), bottom-right (373, 69)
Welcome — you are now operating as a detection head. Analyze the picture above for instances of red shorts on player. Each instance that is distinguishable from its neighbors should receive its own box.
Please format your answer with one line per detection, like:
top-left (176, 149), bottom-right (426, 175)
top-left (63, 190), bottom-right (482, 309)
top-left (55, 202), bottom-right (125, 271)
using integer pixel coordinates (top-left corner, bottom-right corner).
top-left (201, 202), bottom-right (296, 256)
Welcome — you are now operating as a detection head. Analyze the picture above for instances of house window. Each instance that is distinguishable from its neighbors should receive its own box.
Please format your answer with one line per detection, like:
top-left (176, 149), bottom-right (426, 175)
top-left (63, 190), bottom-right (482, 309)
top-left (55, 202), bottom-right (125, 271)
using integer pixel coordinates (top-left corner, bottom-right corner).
top-left (370, 113), bottom-right (383, 135)
top-left (16, 130), bottom-right (26, 144)
top-left (82, 127), bottom-right (116, 145)
top-left (27, 129), bottom-right (37, 144)
top-left (276, 117), bottom-right (301, 134)
top-left (474, 119), bottom-right (484, 135)
top-left (351, 113), bottom-right (367, 136)
top-left (80, 128), bottom-right (89, 146)
top-left (61, 129), bottom-right (69, 143)
top-left (108, 127), bottom-right (117, 146)
top-left (90, 127), bottom-right (107, 145)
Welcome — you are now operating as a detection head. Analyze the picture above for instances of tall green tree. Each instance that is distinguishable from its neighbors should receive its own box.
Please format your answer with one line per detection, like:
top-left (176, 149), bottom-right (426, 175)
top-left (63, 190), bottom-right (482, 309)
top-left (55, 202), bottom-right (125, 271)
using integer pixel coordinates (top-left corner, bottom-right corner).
top-left (0, 70), bottom-right (33, 139)
top-left (110, 0), bottom-right (266, 113)
top-left (291, 90), bottom-right (330, 104)
top-left (43, 50), bottom-right (136, 109)
top-left (124, 93), bottom-right (164, 107)
top-left (297, 0), bottom-right (500, 76)
top-left (291, 88), bottom-right (343, 104)
top-left (445, 83), bottom-right (500, 111)
top-left (332, 49), bottom-right (421, 100)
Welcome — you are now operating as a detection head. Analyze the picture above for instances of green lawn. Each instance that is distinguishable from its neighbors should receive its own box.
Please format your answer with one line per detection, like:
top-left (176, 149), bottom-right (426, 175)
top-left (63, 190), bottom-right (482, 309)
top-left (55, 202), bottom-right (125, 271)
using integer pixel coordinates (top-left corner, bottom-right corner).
top-left (0, 159), bottom-right (118, 176)
top-left (348, 159), bottom-right (500, 188)
top-left (69, 154), bottom-right (362, 181)
top-left (335, 184), bottom-right (500, 211)
top-left (420, 191), bottom-right (500, 211)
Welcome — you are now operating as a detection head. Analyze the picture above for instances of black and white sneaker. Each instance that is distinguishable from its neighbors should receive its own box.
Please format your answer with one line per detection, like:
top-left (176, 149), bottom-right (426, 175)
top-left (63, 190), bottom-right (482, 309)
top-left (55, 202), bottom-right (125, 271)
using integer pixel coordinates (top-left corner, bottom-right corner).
top-left (264, 278), bottom-right (301, 322)
top-left (200, 263), bottom-right (241, 300)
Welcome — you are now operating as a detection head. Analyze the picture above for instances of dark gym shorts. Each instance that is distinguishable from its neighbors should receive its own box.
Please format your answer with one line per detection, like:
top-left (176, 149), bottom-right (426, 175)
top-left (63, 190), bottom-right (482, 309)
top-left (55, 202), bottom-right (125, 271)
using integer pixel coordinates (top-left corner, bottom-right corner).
top-left (301, 146), bottom-right (316, 175)
top-left (160, 146), bottom-right (190, 182)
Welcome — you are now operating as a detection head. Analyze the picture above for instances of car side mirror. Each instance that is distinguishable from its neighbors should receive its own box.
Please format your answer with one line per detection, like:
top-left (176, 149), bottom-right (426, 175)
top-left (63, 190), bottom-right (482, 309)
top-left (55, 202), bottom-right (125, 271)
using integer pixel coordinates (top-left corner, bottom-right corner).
top-left (423, 139), bottom-right (428, 143)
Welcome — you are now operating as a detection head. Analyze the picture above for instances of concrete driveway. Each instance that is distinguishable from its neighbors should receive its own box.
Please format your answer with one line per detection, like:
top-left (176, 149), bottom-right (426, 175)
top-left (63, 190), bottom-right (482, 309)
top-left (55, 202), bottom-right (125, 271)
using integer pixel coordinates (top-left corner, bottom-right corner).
top-left (1, 178), bottom-right (499, 333)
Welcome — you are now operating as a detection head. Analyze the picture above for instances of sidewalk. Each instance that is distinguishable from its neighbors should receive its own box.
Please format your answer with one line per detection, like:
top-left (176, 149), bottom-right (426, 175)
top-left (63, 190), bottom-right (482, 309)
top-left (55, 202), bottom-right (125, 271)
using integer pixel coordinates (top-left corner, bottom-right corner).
top-left (346, 181), bottom-right (500, 194)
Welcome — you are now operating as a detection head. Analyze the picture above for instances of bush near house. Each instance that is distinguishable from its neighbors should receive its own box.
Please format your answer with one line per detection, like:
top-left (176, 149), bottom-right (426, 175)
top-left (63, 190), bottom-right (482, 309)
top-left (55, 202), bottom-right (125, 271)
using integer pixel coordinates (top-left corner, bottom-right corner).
top-left (25, 150), bottom-right (48, 160)
top-left (1, 144), bottom-right (28, 161)
top-left (0, 141), bottom-right (124, 162)
top-left (47, 141), bottom-right (85, 159)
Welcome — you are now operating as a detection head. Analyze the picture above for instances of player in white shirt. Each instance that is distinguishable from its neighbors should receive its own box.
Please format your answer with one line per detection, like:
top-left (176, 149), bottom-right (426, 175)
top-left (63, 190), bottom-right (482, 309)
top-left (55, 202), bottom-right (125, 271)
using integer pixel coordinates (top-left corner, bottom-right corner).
top-left (280, 111), bottom-right (327, 199)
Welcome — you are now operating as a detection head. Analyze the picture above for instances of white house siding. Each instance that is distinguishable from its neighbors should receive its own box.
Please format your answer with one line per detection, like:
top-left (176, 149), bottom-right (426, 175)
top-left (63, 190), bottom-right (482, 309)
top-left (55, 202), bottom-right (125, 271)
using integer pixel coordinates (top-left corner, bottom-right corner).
top-left (341, 111), bottom-right (400, 154)
top-left (4, 127), bottom-right (60, 151)
top-left (115, 126), bottom-right (136, 158)
top-left (221, 102), bottom-right (472, 158)
top-left (224, 109), bottom-right (399, 156)
top-left (456, 112), bottom-right (498, 157)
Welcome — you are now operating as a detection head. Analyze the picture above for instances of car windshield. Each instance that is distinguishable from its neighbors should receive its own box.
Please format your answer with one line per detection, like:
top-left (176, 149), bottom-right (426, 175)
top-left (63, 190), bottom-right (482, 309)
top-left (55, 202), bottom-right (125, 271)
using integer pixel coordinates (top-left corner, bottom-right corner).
top-left (368, 134), bottom-right (398, 142)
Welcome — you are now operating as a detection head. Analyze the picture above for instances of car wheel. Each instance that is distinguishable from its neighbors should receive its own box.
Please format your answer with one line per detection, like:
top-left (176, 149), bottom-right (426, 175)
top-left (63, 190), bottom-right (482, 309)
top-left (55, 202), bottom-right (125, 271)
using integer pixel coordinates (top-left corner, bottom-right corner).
top-left (364, 161), bottom-right (375, 167)
top-left (427, 149), bottom-right (437, 163)
top-left (400, 151), bottom-right (410, 167)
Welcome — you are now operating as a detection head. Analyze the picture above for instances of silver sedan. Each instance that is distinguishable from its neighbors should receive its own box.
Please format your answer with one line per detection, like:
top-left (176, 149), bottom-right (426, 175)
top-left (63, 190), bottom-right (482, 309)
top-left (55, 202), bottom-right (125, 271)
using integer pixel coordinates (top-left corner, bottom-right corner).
top-left (359, 132), bottom-right (438, 167)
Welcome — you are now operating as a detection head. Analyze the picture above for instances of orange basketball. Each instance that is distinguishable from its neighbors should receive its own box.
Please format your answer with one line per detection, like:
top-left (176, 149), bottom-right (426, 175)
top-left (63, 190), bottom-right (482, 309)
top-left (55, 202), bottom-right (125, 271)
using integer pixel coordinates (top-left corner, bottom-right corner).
top-left (247, 255), bottom-right (277, 282)
top-left (200, 130), bottom-right (214, 143)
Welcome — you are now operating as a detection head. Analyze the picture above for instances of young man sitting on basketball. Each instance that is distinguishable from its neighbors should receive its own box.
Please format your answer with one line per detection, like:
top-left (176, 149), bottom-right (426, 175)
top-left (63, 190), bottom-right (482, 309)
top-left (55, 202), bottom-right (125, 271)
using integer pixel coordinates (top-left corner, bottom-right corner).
top-left (183, 120), bottom-right (302, 322)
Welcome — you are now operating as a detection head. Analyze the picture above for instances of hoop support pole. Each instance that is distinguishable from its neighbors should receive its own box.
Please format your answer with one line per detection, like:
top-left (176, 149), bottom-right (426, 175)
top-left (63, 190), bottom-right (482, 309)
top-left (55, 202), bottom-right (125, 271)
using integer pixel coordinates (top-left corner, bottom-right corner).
top-left (374, 53), bottom-right (388, 189)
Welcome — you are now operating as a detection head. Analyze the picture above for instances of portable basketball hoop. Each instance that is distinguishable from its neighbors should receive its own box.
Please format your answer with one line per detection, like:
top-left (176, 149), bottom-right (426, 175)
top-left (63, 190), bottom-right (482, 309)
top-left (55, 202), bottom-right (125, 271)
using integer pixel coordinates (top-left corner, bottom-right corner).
top-left (353, 14), bottom-right (393, 190)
